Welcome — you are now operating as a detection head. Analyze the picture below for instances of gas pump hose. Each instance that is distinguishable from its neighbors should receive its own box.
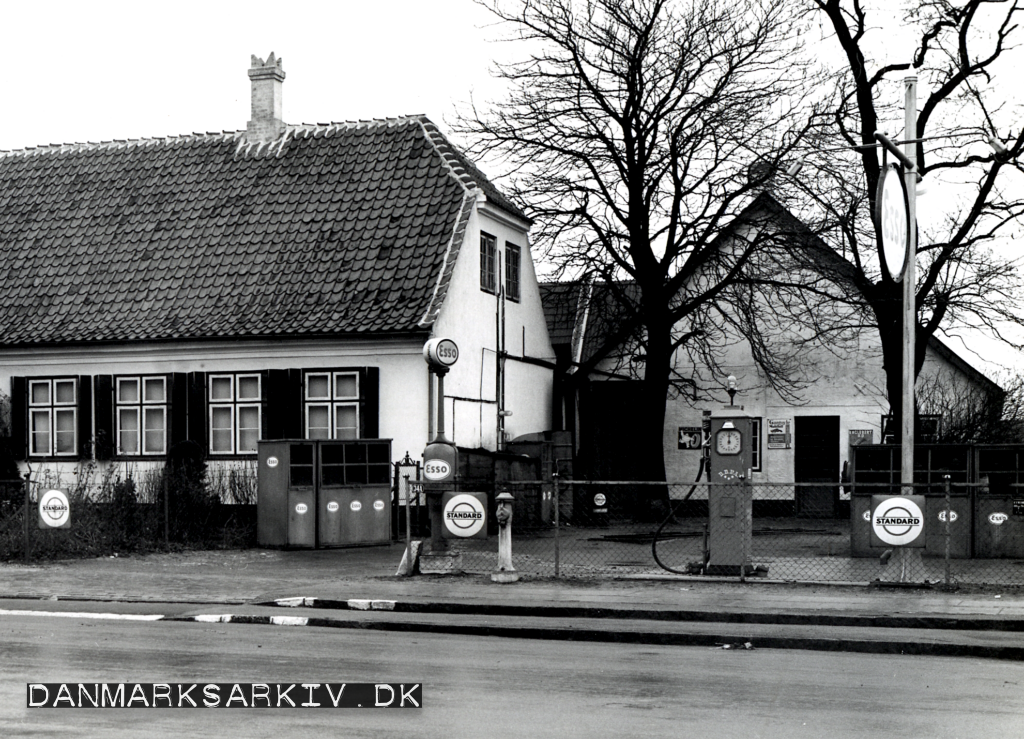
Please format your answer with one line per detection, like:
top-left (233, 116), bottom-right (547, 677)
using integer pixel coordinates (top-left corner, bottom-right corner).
top-left (651, 455), bottom-right (708, 575)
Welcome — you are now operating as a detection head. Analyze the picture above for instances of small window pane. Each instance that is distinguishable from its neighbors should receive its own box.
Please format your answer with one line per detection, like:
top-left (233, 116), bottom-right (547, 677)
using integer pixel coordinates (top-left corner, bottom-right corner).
top-left (238, 376), bottom-right (261, 401)
top-left (335, 373), bottom-right (358, 399)
top-left (119, 408), bottom-right (140, 454)
top-left (143, 377), bottom-right (166, 403)
top-left (118, 379), bottom-right (140, 403)
top-left (55, 380), bottom-right (76, 404)
top-left (307, 374), bottom-right (330, 400)
top-left (238, 406), bottom-right (260, 453)
top-left (30, 410), bottom-right (50, 455)
top-left (308, 405), bottom-right (330, 440)
top-left (30, 382), bottom-right (50, 405)
top-left (335, 405), bottom-right (358, 440)
top-left (210, 376), bottom-right (233, 401)
top-left (55, 409), bottom-right (76, 453)
top-left (144, 407), bottom-right (165, 454)
top-left (322, 466), bottom-right (346, 486)
top-left (211, 406), bottom-right (233, 452)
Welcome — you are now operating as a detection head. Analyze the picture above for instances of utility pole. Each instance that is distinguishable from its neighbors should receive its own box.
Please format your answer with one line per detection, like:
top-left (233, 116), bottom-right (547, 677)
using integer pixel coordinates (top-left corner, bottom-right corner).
top-left (901, 76), bottom-right (918, 497)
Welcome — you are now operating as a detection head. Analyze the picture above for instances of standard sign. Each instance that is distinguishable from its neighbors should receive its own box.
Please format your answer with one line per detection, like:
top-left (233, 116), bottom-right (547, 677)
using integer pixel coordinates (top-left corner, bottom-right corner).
top-left (38, 489), bottom-right (70, 529)
top-left (870, 495), bottom-right (925, 548)
top-left (442, 493), bottom-right (486, 538)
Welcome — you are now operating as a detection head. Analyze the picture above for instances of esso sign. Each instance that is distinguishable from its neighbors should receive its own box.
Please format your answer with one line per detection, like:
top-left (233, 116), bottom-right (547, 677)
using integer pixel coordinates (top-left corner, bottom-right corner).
top-left (424, 459), bottom-right (452, 481)
top-left (423, 338), bottom-right (459, 370)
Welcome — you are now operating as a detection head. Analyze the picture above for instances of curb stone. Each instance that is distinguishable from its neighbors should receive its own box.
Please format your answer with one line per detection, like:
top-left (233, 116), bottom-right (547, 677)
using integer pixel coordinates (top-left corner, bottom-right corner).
top-left (165, 611), bottom-right (1024, 662)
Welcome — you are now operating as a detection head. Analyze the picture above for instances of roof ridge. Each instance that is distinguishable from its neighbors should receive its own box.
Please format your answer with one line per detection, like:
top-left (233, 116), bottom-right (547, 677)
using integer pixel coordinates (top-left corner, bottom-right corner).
top-left (0, 115), bottom-right (435, 157)
top-left (0, 131), bottom-right (244, 157)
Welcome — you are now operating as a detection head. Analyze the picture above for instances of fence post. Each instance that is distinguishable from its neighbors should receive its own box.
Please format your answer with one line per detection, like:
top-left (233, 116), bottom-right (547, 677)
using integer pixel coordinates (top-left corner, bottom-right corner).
top-left (553, 473), bottom-right (560, 578)
top-left (163, 467), bottom-right (170, 549)
top-left (944, 474), bottom-right (951, 589)
top-left (23, 475), bottom-right (31, 564)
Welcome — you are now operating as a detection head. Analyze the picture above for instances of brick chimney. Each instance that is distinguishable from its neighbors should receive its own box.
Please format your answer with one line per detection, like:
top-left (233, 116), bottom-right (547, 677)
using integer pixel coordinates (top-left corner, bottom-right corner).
top-left (247, 53), bottom-right (286, 143)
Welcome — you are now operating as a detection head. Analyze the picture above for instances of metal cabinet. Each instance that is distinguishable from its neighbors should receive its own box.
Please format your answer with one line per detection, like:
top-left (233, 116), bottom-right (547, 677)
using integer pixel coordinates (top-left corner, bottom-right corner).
top-left (258, 439), bottom-right (392, 548)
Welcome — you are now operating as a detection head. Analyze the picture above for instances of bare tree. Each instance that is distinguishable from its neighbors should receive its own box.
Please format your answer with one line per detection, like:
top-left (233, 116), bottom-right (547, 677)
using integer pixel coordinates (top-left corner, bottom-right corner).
top-left (917, 370), bottom-right (1024, 443)
top-left (457, 0), bottom-right (820, 483)
top-left (796, 0), bottom-right (1024, 435)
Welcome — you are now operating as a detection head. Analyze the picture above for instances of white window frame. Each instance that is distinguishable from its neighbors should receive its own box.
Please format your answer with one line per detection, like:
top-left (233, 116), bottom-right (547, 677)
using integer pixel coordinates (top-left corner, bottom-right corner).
top-left (751, 417), bottom-right (762, 472)
top-left (505, 242), bottom-right (521, 302)
top-left (115, 376), bottom-right (168, 456)
top-left (28, 378), bottom-right (77, 457)
top-left (480, 232), bottom-right (497, 294)
top-left (304, 371), bottom-right (360, 440)
top-left (209, 373), bottom-right (262, 455)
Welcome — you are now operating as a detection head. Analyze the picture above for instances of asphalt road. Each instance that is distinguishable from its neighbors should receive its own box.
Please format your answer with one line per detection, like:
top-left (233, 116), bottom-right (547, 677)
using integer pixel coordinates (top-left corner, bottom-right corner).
top-left (1, 609), bottom-right (1023, 738)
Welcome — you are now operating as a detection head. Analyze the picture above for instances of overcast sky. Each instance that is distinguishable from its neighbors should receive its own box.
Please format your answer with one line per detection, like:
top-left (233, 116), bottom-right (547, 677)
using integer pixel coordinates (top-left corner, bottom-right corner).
top-left (1, 0), bottom-right (506, 150)
top-left (4, 0), bottom-right (1021, 377)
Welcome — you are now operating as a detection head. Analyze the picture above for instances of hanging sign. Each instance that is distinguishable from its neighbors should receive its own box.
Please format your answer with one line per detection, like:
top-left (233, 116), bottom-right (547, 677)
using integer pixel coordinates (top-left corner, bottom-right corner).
top-left (870, 495), bottom-right (925, 547)
top-left (767, 419), bottom-right (791, 450)
top-left (38, 490), bottom-right (70, 529)
top-left (678, 427), bottom-right (702, 450)
top-left (876, 163), bottom-right (911, 282)
top-left (442, 493), bottom-right (487, 538)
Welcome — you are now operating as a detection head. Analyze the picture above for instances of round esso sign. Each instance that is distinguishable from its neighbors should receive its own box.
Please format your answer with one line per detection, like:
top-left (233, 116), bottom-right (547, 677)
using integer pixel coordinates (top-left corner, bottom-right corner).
top-left (873, 497), bottom-right (924, 546)
top-left (876, 163), bottom-right (910, 281)
top-left (989, 512), bottom-right (1009, 526)
top-left (295, 503), bottom-right (308, 515)
top-left (38, 489), bottom-right (70, 528)
top-left (266, 456), bottom-right (279, 468)
top-left (424, 459), bottom-right (452, 481)
top-left (443, 494), bottom-right (486, 537)
top-left (327, 501), bottom-right (340, 513)
top-left (423, 338), bottom-right (459, 370)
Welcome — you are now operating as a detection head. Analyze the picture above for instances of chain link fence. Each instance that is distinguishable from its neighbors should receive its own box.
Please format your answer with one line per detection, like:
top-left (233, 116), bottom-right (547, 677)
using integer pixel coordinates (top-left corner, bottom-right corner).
top-left (0, 462), bottom-right (259, 561)
top-left (424, 479), bottom-right (1024, 587)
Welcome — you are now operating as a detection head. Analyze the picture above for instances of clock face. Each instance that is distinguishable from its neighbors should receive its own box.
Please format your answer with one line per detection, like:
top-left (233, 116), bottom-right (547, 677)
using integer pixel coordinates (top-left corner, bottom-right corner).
top-left (716, 428), bottom-right (742, 455)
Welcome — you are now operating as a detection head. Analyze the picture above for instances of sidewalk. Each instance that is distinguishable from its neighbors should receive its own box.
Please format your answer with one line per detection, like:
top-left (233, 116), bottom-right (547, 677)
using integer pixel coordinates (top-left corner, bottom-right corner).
top-left (3, 543), bottom-right (1024, 659)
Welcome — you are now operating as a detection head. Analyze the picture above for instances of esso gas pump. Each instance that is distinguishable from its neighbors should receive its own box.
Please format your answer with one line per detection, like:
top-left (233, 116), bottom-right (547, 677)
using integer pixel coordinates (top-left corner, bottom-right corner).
top-left (706, 403), bottom-right (754, 576)
top-left (422, 338), bottom-right (460, 549)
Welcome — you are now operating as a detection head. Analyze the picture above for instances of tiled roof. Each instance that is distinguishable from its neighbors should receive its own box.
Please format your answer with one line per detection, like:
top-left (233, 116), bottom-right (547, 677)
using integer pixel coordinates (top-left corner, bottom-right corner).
top-left (0, 116), bottom-right (515, 346)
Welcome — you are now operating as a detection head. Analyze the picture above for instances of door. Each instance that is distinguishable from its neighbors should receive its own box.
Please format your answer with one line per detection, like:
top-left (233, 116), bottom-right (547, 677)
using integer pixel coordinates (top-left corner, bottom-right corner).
top-left (794, 416), bottom-right (840, 518)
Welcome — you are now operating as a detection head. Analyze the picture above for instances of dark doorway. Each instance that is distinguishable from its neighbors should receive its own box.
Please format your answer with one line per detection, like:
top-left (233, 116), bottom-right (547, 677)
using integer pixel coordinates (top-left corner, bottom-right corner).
top-left (794, 416), bottom-right (840, 518)
top-left (578, 381), bottom-right (646, 481)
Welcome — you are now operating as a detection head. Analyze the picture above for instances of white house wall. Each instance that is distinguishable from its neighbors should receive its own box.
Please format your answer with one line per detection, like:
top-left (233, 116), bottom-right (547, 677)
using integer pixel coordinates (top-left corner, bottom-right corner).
top-left (431, 202), bottom-right (555, 449)
top-left (2, 336), bottom-right (429, 487)
top-left (663, 326), bottom-right (995, 496)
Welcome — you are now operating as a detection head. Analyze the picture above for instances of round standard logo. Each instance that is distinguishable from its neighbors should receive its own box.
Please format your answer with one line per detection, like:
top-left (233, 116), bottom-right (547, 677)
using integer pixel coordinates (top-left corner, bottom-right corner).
top-left (266, 456), bottom-right (279, 468)
top-left (989, 512), bottom-right (1008, 525)
top-left (38, 490), bottom-right (70, 528)
top-left (593, 493), bottom-right (607, 507)
top-left (423, 459), bottom-right (451, 481)
top-left (872, 497), bottom-right (924, 546)
top-left (443, 494), bottom-right (486, 538)
top-left (295, 503), bottom-right (308, 515)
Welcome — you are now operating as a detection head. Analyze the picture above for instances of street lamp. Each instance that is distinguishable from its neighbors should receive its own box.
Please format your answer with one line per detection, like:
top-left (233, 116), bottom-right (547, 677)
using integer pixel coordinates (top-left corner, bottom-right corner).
top-left (727, 375), bottom-right (737, 406)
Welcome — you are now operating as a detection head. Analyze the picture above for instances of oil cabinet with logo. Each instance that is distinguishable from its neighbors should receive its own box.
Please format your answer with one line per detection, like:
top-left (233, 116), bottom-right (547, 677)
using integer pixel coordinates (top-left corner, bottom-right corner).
top-left (257, 439), bottom-right (392, 548)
